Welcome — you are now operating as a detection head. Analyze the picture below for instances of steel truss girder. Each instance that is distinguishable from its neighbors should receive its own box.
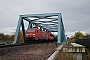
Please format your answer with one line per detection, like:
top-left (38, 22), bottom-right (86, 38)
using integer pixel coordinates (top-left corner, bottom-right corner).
top-left (36, 21), bottom-right (58, 23)
top-left (21, 13), bottom-right (59, 17)
top-left (30, 17), bottom-right (58, 20)
top-left (35, 19), bottom-right (58, 22)
top-left (13, 13), bottom-right (66, 44)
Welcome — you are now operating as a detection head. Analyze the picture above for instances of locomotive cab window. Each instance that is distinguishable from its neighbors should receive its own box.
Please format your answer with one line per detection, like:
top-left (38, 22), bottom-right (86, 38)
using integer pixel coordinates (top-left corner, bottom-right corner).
top-left (50, 34), bottom-right (53, 36)
top-left (27, 29), bottom-right (35, 32)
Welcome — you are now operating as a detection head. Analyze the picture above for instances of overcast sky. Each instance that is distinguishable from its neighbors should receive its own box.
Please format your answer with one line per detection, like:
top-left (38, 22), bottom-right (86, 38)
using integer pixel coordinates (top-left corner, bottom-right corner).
top-left (0, 0), bottom-right (90, 37)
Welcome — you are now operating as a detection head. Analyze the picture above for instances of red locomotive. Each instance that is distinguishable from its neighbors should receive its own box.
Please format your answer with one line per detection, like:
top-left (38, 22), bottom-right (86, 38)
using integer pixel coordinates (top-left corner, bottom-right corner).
top-left (47, 32), bottom-right (55, 40)
top-left (26, 28), bottom-right (55, 41)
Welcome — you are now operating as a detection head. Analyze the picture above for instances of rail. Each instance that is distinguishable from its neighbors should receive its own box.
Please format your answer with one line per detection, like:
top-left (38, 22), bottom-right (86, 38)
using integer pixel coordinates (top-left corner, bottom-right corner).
top-left (47, 45), bottom-right (63, 60)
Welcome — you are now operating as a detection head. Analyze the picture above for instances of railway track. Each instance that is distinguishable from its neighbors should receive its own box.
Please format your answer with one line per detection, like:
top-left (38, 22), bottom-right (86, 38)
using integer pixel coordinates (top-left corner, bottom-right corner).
top-left (0, 41), bottom-right (59, 60)
top-left (0, 43), bottom-right (23, 48)
top-left (0, 40), bottom-right (56, 48)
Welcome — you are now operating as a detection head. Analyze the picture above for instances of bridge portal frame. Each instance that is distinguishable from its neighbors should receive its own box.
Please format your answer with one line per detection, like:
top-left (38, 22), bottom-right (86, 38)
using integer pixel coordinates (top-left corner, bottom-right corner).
top-left (13, 13), bottom-right (66, 44)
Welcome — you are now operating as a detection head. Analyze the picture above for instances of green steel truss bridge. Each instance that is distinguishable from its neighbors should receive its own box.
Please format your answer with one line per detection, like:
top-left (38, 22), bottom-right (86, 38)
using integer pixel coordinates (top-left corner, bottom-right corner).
top-left (13, 13), bottom-right (66, 44)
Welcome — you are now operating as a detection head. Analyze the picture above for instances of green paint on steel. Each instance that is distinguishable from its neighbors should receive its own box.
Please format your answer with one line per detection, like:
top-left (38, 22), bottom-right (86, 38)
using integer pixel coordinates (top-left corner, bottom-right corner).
top-left (13, 13), bottom-right (66, 44)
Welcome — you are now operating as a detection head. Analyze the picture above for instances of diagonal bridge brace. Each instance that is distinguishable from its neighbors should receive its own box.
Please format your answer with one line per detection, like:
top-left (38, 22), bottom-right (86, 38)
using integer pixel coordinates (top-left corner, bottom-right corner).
top-left (13, 13), bottom-right (66, 44)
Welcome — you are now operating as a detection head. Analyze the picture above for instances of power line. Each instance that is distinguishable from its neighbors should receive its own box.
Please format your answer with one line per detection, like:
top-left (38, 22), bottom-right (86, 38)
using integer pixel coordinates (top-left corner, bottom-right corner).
top-left (0, 2), bottom-right (19, 15)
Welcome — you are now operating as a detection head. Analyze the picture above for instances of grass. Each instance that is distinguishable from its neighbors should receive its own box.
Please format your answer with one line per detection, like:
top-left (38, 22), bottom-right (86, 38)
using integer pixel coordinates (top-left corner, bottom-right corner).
top-left (82, 48), bottom-right (90, 60)
top-left (57, 49), bottom-right (76, 60)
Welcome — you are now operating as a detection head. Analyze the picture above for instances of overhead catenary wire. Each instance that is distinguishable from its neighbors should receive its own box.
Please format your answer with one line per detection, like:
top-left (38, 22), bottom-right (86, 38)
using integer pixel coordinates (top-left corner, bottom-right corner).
top-left (0, 2), bottom-right (19, 15)
top-left (0, 2), bottom-right (58, 32)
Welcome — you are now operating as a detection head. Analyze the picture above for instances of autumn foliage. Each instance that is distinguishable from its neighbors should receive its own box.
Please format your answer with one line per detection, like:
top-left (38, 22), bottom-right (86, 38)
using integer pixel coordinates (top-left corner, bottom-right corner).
top-left (67, 31), bottom-right (90, 43)
top-left (0, 30), bottom-right (24, 43)
top-left (0, 31), bottom-right (90, 43)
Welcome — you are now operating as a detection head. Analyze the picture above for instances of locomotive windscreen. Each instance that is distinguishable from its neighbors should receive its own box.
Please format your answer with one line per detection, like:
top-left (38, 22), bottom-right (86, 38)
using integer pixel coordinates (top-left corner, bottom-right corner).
top-left (27, 29), bottom-right (35, 32)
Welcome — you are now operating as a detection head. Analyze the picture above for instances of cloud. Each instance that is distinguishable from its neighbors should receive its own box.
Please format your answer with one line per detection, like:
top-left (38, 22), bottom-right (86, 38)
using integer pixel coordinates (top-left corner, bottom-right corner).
top-left (0, 27), bottom-right (16, 34)
top-left (0, 0), bottom-right (90, 37)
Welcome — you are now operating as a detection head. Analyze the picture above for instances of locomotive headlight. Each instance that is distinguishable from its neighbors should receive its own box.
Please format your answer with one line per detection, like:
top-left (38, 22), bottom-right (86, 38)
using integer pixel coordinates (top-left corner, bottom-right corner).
top-left (26, 34), bottom-right (29, 35)
top-left (33, 34), bottom-right (35, 35)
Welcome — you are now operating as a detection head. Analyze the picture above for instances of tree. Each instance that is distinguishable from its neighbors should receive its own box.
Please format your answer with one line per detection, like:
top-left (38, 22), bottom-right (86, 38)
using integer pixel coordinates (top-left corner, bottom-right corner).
top-left (10, 34), bottom-right (15, 41)
top-left (4, 34), bottom-right (11, 40)
top-left (85, 34), bottom-right (90, 38)
top-left (73, 31), bottom-right (84, 39)
top-left (0, 33), bottom-right (5, 41)
top-left (0, 33), bottom-right (6, 44)
top-left (18, 30), bottom-right (24, 42)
